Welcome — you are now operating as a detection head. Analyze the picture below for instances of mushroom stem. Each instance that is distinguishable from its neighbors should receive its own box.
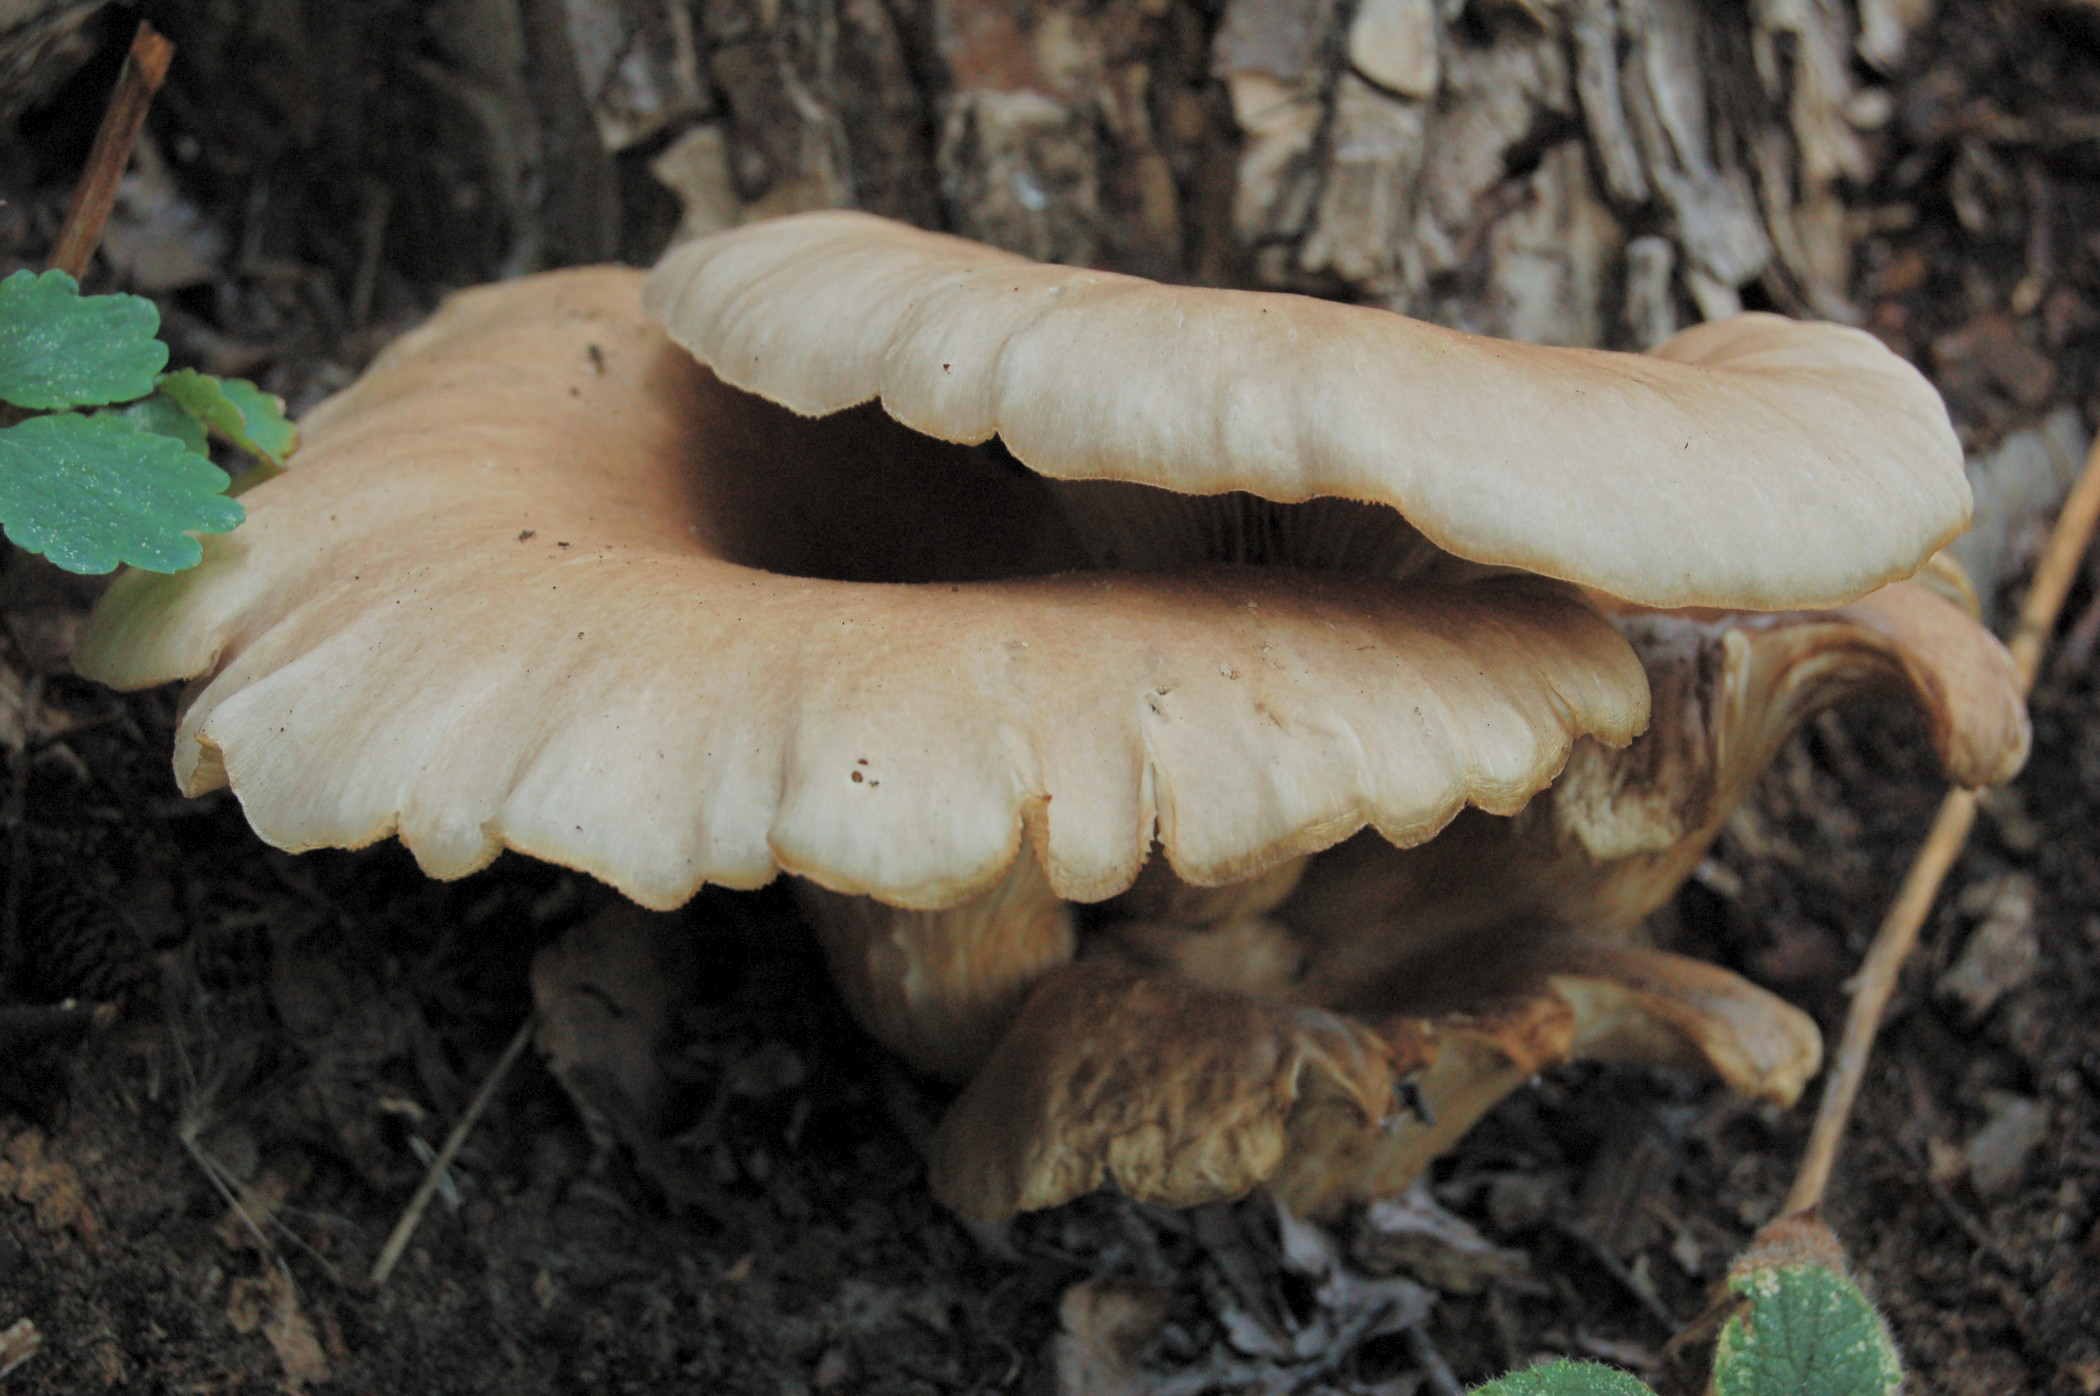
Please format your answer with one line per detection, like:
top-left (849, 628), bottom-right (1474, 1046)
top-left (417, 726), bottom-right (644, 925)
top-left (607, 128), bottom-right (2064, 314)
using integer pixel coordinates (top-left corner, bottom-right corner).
top-left (1267, 939), bottom-right (1819, 1217)
top-left (928, 938), bottom-right (1817, 1221)
top-left (795, 846), bottom-right (1075, 1082)
top-left (926, 959), bottom-right (1408, 1219)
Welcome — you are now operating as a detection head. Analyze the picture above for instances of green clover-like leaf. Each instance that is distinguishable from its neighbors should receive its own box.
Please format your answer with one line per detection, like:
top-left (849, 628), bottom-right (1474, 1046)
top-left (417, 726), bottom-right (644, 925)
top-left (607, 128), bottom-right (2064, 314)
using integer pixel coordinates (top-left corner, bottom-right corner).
top-left (117, 393), bottom-right (210, 455)
top-left (0, 412), bottom-right (243, 573)
top-left (1469, 1360), bottom-right (1656, 1396)
top-left (0, 269), bottom-right (167, 410)
top-left (1714, 1264), bottom-right (1903, 1396)
top-left (156, 367), bottom-right (298, 466)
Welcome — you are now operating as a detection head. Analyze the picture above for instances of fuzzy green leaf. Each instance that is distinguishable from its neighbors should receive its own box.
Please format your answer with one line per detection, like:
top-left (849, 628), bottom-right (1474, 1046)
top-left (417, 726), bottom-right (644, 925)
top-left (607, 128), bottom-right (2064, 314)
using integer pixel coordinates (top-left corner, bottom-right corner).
top-left (118, 393), bottom-right (210, 455)
top-left (1469, 1361), bottom-right (1656, 1396)
top-left (0, 412), bottom-right (243, 573)
top-left (0, 269), bottom-right (167, 409)
top-left (1714, 1265), bottom-right (1904, 1396)
top-left (156, 368), bottom-right (298, 466)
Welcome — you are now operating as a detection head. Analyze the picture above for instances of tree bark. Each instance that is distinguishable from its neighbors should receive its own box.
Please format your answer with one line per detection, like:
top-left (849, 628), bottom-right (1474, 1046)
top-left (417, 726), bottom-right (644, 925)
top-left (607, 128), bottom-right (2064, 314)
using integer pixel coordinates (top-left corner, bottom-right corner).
top-left (619, 0), bottom-right (1929, 347)
top-left (148, 0), bottom-right (1933, 348)
top-left (0, 0), bottom-right (111, 123)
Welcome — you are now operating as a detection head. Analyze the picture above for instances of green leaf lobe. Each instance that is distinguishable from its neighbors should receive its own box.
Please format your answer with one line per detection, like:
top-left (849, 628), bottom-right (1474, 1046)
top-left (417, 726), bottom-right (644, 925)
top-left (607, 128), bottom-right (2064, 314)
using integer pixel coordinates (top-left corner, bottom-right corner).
top-left (1469, 1359), bottom-right (1656, 1395)
top-left (0, 412), bottom-right (243, 573)
top-left (0, 269), bottom-right (167, 409)
top-left (1714, 1265), bottom-right (1903, 1396)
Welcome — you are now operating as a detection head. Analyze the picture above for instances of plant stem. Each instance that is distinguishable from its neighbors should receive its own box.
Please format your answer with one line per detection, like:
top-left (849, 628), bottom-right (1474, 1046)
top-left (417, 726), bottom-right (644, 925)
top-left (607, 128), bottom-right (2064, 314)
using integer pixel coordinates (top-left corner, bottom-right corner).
top-left (1783, 427), bottom-right (2100, 1216)
top-left (369, 1013), bottom-right (537, 1287)
top-left (47, 21), bottom-right (176, 281)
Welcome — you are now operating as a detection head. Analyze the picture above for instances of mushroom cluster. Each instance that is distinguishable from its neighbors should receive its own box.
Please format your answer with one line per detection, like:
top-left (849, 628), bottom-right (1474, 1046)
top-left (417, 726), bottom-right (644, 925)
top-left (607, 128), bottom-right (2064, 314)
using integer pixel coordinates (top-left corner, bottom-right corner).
top-left (76, 213), bottom-right (2028, 1221)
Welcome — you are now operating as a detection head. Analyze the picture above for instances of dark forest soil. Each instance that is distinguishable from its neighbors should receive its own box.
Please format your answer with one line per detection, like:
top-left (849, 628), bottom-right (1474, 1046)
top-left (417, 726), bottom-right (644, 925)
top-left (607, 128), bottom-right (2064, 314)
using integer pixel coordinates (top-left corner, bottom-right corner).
top-left (2, 2), bottom-right (2098, 1393)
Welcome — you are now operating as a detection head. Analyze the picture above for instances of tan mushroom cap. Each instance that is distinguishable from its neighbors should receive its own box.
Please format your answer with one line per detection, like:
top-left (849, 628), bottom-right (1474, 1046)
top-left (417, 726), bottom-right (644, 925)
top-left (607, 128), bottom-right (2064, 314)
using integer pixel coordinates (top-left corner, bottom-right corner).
top-left (75, 268), bottom-right (1647, 914)
top-left (645, 211), bottom-right (1970, 612)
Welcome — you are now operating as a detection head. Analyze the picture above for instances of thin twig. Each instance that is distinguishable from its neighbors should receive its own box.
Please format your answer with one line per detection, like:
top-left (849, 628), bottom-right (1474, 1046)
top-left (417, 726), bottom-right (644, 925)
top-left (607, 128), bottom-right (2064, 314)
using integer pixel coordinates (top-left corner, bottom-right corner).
top-left (1906, 1140), bottom-right (2022, 1272)
top-left (1556, 1221), bottom-right (1679, 1330)
top-left (2, 674), bottom-right (36, 955)
top-left (47, 21), bottom-right (176, 281)
top-left (178, 1116), bottom-right (305, 1290)
top-left (1783, 428), bottom-right (2100, 1216)
top-left (0, 1000), bottom-right (111, 1056)
top-left (370, 1013), bottom-right (536, 1287)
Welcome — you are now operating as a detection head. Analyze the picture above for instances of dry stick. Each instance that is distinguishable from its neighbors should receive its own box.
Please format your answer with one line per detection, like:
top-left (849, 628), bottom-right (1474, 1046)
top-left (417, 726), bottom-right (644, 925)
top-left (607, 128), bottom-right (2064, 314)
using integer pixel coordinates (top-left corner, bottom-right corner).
top-left (47, 21), bottom-right (176, 281)
top-left (0, 20), bottom-right (167, 435)
top-left (1783, 429), bottom-right (2100, 1216)
top-left (371, 1013), bottom-right (537, 1287)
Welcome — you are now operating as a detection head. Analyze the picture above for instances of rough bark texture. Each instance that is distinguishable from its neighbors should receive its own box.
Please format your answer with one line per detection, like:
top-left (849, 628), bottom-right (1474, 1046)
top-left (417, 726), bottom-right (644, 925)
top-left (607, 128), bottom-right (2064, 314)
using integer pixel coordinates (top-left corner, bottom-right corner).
top-left (601, 0), bottom-right (1913, 347)
top-left (146, 0), bottom-right (1911, 350)
top-left (0, 0), bottom-right (110, 124)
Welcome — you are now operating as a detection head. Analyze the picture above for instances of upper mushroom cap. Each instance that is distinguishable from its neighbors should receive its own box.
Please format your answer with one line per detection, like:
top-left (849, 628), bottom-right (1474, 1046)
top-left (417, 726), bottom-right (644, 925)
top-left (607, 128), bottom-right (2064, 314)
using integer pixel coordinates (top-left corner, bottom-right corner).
top-left (75, 268), bottom-right (1647, 912)
top-left (645, 211), bottom-right (1970, 612)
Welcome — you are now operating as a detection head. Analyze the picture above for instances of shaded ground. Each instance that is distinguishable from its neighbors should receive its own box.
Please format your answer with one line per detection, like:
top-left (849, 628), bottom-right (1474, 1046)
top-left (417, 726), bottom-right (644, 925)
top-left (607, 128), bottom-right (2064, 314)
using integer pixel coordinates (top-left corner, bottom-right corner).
top-left (2, 2), bottom-right (2098, 1393)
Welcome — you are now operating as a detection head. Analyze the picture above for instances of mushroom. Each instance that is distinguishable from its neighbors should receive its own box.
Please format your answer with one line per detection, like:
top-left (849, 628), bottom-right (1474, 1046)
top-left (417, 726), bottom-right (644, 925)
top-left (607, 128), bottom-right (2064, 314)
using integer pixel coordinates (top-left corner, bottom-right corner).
top-left (944, 573), bottom-right (2028, 1217)
top-left (74, 212), bottom-right (2023, 1222)
top-left (76, 263), bottom-right (1650, 1062)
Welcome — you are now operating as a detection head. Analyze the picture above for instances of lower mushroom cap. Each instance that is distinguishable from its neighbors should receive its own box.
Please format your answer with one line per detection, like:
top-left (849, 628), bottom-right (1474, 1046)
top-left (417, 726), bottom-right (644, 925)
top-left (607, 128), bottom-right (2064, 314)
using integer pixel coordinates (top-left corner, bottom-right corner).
top-left (845, 570), bottom-right (2028, 1218)
top-left (74, 267), bottom-right (1648, 916)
